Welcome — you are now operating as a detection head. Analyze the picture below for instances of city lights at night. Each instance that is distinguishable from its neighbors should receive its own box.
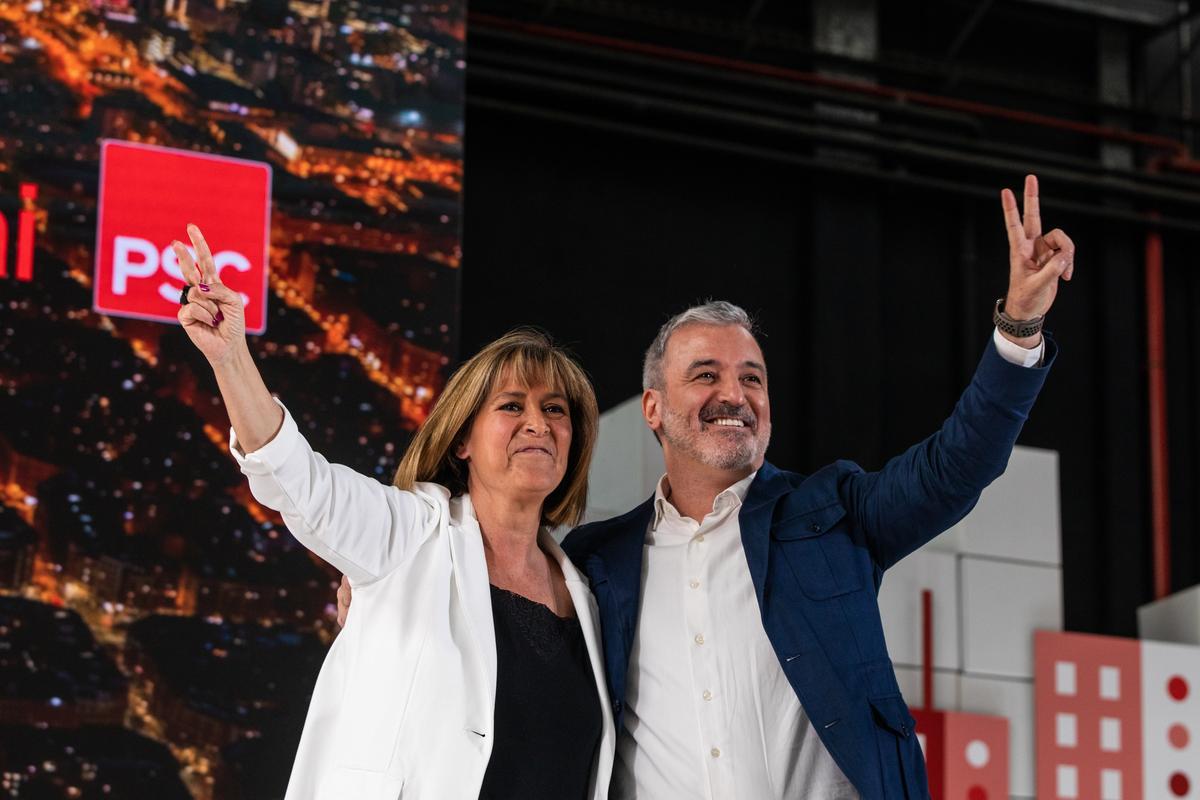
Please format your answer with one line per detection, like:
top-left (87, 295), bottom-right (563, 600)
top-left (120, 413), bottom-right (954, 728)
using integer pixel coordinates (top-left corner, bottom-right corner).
top-left (0, 0), bottom-right (463, 795)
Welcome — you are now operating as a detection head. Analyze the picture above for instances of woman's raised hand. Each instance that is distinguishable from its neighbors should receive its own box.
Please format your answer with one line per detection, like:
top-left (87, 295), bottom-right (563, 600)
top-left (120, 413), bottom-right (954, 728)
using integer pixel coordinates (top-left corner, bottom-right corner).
top-left (174, 224), bottom-right (248, 367)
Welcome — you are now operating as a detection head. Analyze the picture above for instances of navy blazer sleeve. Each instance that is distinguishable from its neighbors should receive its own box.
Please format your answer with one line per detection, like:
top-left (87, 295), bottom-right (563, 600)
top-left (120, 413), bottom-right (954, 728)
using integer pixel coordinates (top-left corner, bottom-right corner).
top-left (841, 336), bottom-right (1056, 572)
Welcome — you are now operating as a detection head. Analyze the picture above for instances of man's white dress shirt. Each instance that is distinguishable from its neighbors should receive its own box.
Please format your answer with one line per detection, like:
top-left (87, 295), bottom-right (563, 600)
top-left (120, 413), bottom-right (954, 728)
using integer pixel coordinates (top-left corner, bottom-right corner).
top-left (614, 471), bottom-right (860, 800)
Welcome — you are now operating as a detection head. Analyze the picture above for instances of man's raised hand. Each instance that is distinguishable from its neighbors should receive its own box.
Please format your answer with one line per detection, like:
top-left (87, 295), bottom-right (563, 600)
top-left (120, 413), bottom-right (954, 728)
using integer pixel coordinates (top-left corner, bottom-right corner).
top-left (1000, 175), bottom-right (1075, 333)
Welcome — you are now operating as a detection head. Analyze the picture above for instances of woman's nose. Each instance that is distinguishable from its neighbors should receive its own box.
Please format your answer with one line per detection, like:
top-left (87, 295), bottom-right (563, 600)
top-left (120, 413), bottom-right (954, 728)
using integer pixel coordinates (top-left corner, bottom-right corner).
top-left (524, 412), bottom-right (550, 434)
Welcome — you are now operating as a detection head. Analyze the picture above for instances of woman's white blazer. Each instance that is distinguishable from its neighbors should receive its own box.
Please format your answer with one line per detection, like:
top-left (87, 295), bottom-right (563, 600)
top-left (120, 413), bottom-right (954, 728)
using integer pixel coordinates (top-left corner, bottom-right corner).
top-left (229, 403), bottom-right (615, 800)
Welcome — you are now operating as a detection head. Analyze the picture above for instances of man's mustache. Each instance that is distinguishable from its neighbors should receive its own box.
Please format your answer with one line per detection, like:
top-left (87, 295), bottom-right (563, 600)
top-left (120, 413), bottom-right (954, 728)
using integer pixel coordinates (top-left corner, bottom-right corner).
top-left (699, 403), bottom-right (756, 427)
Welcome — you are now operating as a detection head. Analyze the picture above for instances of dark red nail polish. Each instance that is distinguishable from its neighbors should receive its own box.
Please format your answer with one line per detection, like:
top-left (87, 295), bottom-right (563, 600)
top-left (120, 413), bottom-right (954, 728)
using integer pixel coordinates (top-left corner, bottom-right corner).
top-left (215, 311), bottom-right (224, 324)
top-left (198, 283), bottom-right (210, 292)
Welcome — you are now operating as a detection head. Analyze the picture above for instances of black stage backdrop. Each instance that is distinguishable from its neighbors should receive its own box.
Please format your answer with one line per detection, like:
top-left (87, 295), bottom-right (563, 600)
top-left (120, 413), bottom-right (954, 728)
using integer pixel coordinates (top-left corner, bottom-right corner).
top-left (459, 97), bottom-right (1200, 639)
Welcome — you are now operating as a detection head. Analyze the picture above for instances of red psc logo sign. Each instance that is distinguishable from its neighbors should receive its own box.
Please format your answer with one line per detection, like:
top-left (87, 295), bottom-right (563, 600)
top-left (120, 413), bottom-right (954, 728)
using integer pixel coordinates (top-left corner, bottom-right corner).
top-left (94, 141), bottom-right (272, 333)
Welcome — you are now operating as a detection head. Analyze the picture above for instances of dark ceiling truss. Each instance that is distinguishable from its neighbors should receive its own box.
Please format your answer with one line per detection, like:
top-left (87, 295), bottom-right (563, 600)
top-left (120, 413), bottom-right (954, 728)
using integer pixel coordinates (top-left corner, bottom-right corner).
top-left (469, 17), bottom-right (1200, 233)
top-left (471, 1), bottom-right (1200, 139)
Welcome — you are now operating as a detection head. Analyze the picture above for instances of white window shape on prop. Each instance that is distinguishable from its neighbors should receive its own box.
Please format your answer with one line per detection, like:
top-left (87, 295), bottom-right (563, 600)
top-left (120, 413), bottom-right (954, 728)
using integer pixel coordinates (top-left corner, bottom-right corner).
top-left (1100, 717), bottom-right (1121, 752)
top-left (1057, 764), bottom-right (1079, 799)
top-left (1099, 665), bottom-right (1121, 700)
top-left (1056, 713), bottom-right (1078, 747)
top-left (965, 740), bottom-right (990, 768)
top-left (1100, 768), bottom-right (1122, 800)
top-left (1056, 661), bottom-right (1078, 696)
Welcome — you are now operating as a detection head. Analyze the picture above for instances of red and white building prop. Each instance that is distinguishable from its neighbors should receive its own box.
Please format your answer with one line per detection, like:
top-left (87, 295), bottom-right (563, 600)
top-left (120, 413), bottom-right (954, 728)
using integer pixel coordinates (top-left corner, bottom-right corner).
top-left (914, 708), bottom-right (1009, 800)
top-left (1035, 630), bottom-right (1199, 800)
top-left (912, 590), bottom-right (1011, 800)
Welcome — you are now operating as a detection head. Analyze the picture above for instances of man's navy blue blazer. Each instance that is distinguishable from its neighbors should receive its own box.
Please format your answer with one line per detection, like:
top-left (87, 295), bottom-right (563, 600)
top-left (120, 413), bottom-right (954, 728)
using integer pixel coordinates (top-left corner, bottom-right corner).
top-left (562, 338), bottom-right (1055, 799)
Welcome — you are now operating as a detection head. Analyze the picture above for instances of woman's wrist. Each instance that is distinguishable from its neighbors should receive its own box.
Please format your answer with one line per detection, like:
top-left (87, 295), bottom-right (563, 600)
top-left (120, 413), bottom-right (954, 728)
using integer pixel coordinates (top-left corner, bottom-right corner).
top-left (211, 343), bottom-right (284, 453)
top-left (210, 340), bottom-right (254, 377)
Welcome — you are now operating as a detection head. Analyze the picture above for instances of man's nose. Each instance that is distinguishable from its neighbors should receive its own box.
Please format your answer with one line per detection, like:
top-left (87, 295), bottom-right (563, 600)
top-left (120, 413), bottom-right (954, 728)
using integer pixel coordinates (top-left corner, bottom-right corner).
top-left (716, 377), bottom-right (747, 406)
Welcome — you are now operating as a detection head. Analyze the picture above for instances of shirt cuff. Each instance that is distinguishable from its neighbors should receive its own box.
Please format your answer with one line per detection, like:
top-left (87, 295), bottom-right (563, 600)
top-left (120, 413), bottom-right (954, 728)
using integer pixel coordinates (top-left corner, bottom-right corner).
top-left (228, 397), bottom-right (301, 474)
top-left (992, 326), bottom-right (1044, 368)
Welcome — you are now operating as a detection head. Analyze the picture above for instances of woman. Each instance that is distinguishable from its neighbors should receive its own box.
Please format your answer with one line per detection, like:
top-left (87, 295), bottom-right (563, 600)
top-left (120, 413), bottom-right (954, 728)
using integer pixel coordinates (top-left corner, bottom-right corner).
top-left (173, 225), bottom-right (614, 799)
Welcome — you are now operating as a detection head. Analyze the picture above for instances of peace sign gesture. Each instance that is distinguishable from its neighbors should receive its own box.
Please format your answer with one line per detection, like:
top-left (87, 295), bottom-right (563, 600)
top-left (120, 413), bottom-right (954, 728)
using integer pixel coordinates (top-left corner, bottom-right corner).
top-left (1000, 175), bottom-right (1075, 333)
top-left (173, 224), bottom-right (247, 368)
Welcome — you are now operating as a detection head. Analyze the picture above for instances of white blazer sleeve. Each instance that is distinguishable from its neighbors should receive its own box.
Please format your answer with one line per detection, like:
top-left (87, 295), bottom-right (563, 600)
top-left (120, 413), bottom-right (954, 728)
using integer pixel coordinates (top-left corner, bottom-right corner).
top-left (229, 399), bottom-right (442, 586)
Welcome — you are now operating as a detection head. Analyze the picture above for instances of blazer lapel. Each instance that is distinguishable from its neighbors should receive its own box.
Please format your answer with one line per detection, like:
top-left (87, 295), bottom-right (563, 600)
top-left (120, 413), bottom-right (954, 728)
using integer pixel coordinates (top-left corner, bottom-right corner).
top-left (573, 497), bottom-right (654, 724)
top-left (545, 532), bottom-right (614, 708)
top-left (448, 494), bottom-right (497, 735)
top-left (738, 462), bottom-right (791, 608)
top-left (545, 532), bottom-right (615, 797)
top-left (600, 498), bottom-right (653, 654)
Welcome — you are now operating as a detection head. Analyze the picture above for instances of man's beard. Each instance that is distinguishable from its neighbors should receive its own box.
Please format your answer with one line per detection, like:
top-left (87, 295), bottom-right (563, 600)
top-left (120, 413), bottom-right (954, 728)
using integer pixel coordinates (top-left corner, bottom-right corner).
top-left (659, 403), bottom-right (770, 471)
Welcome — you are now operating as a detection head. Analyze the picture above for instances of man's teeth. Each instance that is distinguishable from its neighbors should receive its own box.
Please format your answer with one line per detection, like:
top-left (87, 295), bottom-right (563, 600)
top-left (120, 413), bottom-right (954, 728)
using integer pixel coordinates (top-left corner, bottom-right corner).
top-left (710, 418), bottom-right (745, 427)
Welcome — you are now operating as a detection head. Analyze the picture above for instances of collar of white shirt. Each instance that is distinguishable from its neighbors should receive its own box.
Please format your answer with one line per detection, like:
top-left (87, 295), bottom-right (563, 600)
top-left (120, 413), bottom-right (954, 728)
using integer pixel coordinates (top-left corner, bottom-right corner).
top-left (649, 470), bottom-right (758, 537)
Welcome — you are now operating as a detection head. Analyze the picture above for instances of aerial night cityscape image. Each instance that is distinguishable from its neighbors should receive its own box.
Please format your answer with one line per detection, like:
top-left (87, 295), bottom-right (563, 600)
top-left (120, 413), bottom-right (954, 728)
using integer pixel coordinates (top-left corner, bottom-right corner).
top-left (0, 0), bottom-right (464, 795)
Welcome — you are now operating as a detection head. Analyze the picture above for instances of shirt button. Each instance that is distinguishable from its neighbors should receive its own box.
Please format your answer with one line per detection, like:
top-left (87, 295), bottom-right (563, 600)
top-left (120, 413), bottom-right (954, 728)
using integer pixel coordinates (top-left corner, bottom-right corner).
top-left (710, 747), bottom-right (721, 759)
top-left (702, 690), bottom-right (712, 701)
top-left (694, 634), bottom-right (705, 646)
top-left (689, 579), bottom-right (700, 589)
top-left (696, 534), bottom-right (705, 543)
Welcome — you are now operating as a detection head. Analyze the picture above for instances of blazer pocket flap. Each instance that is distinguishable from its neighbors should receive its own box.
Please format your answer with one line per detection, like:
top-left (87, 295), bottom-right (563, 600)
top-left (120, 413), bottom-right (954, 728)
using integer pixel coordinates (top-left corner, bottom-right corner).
top-left (774, 502), bottom-right (848, 540)
top-left (869, 695), bottom-right (916, 738)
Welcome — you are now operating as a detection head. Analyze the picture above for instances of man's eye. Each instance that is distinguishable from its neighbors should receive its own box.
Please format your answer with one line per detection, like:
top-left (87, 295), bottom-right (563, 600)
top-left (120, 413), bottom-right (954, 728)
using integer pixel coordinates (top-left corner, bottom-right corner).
top-left (696, 372), bottom-right (716, 381)
top-left (742, 375), bottom-right (762, 384)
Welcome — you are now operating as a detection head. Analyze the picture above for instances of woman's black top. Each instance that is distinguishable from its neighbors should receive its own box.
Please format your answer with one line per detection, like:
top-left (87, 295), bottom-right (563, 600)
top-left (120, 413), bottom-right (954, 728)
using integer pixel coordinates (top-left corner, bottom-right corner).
top-left (478, 584), bottom-right (602, 800)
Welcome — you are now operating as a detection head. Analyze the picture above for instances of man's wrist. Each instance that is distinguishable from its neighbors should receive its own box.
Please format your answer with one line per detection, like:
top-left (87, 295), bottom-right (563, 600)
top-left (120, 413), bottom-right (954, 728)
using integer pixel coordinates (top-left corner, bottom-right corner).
top-left (998, 328), bottom-right (1042, 349)
top-left (1003, 300), bottom-right (1041, 319)
top-left (994, 297), bottom-right (1044, 340)
top-left (992, 326), bottom-right (1044, 368)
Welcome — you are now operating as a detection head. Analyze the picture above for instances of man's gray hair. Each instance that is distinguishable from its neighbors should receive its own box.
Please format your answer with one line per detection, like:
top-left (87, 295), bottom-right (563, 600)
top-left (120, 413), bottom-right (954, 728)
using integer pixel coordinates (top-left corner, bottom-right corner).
top-left (642, 300), bottom-right (757, 391)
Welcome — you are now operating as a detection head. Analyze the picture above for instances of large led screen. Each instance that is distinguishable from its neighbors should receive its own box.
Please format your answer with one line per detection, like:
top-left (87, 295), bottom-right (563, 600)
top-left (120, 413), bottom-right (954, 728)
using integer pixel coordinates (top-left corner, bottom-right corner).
top-left (0, 0), bottom-right (464, 796)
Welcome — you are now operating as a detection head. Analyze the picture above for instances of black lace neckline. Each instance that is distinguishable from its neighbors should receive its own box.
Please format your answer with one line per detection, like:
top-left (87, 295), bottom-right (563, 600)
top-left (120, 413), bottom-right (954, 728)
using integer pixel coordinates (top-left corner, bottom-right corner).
top-left (489, 584), bottom-right (576, 621)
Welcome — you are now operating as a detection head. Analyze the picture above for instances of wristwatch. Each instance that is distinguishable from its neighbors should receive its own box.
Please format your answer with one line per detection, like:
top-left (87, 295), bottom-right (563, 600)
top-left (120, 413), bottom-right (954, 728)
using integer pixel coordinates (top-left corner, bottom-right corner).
top-left (993, 297), bottom-right (1044, 338)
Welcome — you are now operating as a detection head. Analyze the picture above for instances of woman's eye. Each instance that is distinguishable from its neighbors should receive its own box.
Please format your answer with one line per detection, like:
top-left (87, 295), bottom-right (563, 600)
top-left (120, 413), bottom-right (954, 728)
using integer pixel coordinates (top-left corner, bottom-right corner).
top-left (545, 404), bottom-right (566, 415)
top-left (500, 402), bottom-right (521, 412)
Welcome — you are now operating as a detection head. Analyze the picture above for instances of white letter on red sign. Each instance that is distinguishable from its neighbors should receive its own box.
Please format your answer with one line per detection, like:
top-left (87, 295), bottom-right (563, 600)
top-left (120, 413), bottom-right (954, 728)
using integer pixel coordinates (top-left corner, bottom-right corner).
top-left (112, 236), bottom-right (158, 295)
top-left (214, 250), bottom-right (251, 275)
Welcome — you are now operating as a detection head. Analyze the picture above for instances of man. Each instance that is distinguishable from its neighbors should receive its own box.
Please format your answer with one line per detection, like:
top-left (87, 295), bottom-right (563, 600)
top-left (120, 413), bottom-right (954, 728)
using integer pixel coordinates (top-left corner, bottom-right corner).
top-left (339, 175), bottom-right (1072, 799)
top-left (560, 174), bottom-right (1070, 799)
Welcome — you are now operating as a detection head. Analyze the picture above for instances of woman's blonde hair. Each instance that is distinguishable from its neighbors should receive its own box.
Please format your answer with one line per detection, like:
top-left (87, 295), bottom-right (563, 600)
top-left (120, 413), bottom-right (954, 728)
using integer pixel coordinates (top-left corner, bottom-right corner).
top-left (392, 328), bottom-right (598, 528)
